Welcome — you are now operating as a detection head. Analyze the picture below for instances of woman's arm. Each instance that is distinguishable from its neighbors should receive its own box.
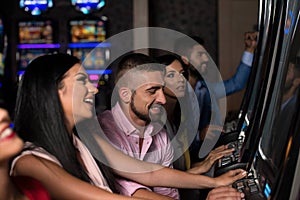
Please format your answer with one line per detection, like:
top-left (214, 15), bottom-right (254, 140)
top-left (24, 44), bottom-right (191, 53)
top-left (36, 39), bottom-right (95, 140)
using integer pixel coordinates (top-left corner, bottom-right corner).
top-left (12, 154), bottom-right (150, 200)
top-left (188, 145), bottom-right (234, 175)
top-left (94, 134), bottom-right (247, 189)
top-left (133, 189), bottom-right (174, 200)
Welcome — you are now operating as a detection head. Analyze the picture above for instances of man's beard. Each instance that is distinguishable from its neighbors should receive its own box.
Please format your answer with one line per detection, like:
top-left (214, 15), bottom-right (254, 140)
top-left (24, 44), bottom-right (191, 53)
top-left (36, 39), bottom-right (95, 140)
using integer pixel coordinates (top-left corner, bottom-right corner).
top-left (130, 91), bottom-right (164, 124)
top-left (284, 79), bottom-right (293, 93)
top-left (130, 91), bottom-right (151, 123)
top-left (199, 63), bottom-right (208, 76)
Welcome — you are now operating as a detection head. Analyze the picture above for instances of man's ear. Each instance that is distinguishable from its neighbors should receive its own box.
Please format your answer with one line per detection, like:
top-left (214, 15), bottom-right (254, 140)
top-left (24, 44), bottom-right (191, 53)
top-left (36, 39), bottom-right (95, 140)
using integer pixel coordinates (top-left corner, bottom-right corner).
top-left (118, 87), bottom-right (132, 103)
top-left (181, 56), bottom-right (190, 65)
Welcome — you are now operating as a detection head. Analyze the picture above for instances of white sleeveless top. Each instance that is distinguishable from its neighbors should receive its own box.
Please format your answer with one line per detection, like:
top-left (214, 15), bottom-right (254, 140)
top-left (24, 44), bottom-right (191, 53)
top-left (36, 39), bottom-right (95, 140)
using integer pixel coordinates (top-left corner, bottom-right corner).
top-left (10, 135), bottom-right (112, 193)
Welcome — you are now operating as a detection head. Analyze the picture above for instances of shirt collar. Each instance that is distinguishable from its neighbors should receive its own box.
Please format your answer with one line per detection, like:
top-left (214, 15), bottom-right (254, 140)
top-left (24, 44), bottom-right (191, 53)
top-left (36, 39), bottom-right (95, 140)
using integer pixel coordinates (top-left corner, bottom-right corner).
top-left (112, 102), bottom-right (154, 137)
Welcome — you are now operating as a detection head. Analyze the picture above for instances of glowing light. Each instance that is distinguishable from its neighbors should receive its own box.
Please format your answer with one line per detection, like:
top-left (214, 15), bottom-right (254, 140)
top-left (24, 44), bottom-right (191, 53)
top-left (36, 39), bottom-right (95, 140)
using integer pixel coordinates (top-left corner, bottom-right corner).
top-left (19, 0), bottom-right (53, 15)
top-left (71, 0), bottom-right (105, 14)
top-left (89, 74), bottom-right (99, 80)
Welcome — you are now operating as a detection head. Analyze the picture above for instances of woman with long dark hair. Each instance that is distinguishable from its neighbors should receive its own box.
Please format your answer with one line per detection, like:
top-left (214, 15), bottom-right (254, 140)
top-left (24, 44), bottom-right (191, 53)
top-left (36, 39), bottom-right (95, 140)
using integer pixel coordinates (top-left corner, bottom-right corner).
top-left (156, 53), bottom-right (232, 173)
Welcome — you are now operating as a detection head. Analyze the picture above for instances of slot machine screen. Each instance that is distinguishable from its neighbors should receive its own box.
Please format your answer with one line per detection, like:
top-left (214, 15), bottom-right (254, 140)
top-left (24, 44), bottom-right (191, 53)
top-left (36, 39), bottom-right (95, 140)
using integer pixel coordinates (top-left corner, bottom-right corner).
top-left (68, 18), bottom-right (110, 87)
top-left (257, 56), bottom-right (300, 200)
top-left (69, 19), bottom-right (106, 43)
top-left (17, 20), bottom-right (59, 78)
top-left (259, 1), bottom-right (300, 171)
top-left (18, 20), bottom-right (54, 44)
top-left (252, 2), bottom-right (300, 199)
top-left (17, 48), bottom-right (53, 73)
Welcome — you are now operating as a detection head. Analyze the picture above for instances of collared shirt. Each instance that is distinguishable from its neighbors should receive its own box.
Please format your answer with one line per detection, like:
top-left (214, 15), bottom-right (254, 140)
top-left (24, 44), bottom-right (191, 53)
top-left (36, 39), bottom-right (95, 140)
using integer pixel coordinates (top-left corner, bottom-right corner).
top-left (98, 102), bottom-right (180, 199)
top-left (195, 51), bottom-right (254, 129)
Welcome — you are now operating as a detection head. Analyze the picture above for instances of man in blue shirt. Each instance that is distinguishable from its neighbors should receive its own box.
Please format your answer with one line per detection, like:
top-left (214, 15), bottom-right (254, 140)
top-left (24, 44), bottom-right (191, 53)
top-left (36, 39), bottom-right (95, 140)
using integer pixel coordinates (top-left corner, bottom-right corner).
top-left (174, 32), bottom-right (258, 163)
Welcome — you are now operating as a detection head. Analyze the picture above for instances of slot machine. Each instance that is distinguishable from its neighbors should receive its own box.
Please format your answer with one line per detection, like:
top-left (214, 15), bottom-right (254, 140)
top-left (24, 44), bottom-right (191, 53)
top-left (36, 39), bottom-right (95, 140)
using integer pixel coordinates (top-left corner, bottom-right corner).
top-left (17, 19), bottom-right (60, 80)
top-left (71, 0), bottom-right (105, 15)
top-left (67, 17), bottom-right (111, 113)
top-left (19, 0), bottom-right (53, 16)
top-left (0, 17), bottom-right (6, 107)
top-left (197, 0), bottom-right (276, 161)
top-left (209, 0), bottom-right (285, 175)
top-left (213, 0), bottom-right (300, 199)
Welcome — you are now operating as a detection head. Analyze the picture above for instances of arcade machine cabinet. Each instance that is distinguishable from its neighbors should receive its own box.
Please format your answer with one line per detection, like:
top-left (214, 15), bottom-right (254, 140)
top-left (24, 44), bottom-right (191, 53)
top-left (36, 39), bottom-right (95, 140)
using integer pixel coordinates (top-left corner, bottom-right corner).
top-left (67, 17), bottom-right (111, 114)
top-left (16, 20), bottom-right (60, 81)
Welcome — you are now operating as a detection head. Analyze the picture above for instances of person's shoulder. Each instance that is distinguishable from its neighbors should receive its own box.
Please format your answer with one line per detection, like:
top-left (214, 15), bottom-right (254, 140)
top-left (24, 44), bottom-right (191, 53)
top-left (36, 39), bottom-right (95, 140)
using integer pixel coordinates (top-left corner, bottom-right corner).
top-left (97, 110), bottom-right (125, 142)
top-left (12, 153), bottom-right (62, 178)
top-left (98, 110), bottom-right (113, 119)
top-left (97, 110), bottom-right (114, 125)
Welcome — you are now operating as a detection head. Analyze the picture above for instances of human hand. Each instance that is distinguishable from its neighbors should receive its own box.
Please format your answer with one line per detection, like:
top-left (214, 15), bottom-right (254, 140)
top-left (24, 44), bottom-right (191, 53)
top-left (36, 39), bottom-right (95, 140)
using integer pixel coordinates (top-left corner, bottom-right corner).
top-left (214, 169), bottom-right (247, 187)
top-left (206, 186), bottom-right (245, 200)
top-left (244, 31), bottom-right (258, 53)
top-left (189, 145), bottom-right (234, 174)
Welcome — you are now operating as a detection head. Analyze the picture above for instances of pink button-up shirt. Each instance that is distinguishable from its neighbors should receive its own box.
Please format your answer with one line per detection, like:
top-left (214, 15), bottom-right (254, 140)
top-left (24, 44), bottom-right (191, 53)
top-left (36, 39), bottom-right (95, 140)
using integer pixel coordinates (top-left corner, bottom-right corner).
top-left (98, 102), bottom-right (180, 199)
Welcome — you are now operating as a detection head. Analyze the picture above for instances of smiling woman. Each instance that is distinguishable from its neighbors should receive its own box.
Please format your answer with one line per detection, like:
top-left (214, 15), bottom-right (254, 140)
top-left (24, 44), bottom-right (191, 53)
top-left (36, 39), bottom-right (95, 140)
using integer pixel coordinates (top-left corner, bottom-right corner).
top-left (0, 108), bottom-right (50, 200)
top-left (11, 53), bottom-right (122, 199)
top-left (58, 63), bottom-right (98, 131)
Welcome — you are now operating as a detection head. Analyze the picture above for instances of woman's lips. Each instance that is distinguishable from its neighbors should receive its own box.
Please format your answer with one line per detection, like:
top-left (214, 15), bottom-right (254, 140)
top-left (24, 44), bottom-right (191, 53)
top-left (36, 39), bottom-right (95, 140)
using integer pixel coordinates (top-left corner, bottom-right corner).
top-left (0, 128), bottom-right (16, 142)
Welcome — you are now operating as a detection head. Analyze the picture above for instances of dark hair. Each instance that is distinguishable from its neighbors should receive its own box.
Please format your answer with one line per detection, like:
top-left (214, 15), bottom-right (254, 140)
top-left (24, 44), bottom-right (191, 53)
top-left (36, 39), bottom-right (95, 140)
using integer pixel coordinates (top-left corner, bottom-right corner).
top-left (190, 36), bottom-right (205, 46)
top-left (114, 52), bottom-right (159, 84)
top-left (156, 53), bottom-right (190, 130)
top-left (174, 35), bottom-right (205, 57)
top-left (14, 53), bottom-right (117, 192)
top-left (156, 53), bottom-right (189, 79)
top-left (174, 36), bottom-right (206, 80)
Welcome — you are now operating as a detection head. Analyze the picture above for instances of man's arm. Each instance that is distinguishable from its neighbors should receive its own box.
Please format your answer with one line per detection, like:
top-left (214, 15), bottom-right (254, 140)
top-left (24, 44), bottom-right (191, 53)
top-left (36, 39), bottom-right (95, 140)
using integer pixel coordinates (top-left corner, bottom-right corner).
top-left (212, 31), bottom-right (258, 99)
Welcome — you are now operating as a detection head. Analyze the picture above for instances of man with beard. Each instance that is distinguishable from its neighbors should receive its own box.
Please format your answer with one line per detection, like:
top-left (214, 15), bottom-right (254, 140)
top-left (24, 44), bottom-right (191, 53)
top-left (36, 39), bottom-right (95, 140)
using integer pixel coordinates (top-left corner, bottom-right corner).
top-left (98, 52), bottom-right (249, 200)
top-left (98, 53), bottom-right (180, 200)
top-left (174, 32), bottom-right (258, 164)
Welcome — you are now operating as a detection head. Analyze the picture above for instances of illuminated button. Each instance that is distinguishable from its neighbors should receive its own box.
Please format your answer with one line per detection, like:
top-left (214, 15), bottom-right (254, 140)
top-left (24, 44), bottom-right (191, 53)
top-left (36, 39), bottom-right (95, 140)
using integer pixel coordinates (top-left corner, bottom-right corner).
top-left (236, 182), bottom-right (245, 189)
top-left (247, 179), bottom-right (256, 186)
top-left (221, 159), bottom-right (232, 166)
top-left (249, 185), bottom-right (258, 193)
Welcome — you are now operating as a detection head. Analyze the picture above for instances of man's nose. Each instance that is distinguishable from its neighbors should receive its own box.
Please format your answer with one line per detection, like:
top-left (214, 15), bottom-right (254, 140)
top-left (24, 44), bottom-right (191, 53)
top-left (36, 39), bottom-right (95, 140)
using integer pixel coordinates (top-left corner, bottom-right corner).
top-left (202, 53), bottom-right (209, 62)
top-left (156, 89), bottom-right (166, 105)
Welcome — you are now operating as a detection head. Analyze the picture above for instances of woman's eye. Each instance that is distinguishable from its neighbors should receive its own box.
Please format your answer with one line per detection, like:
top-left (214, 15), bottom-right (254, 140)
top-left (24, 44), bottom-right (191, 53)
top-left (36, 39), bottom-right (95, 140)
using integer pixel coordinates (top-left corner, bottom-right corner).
top-left (77, 77), bottom-right (87, 83)
top-left (166, 73), bottom-right (175, 78)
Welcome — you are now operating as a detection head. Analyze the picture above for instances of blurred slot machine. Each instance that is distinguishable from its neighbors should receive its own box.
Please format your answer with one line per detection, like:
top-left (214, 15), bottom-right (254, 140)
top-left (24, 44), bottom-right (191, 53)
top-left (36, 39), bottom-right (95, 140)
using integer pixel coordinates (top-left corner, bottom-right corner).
top-left (71, 0), bottom-right (105, 15)
top-left (0, 18), bottom-right (5, 76)
top-left (19, 0), bottom-right (53, 16)
top-left (67, 17), bottom-right (111, 114)
top-left (0, 17), bottom-right (6, 107)
top-left (17, 20), bottom-right (60, 81)
top-left (67, 17), bottom-right (111, 88)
